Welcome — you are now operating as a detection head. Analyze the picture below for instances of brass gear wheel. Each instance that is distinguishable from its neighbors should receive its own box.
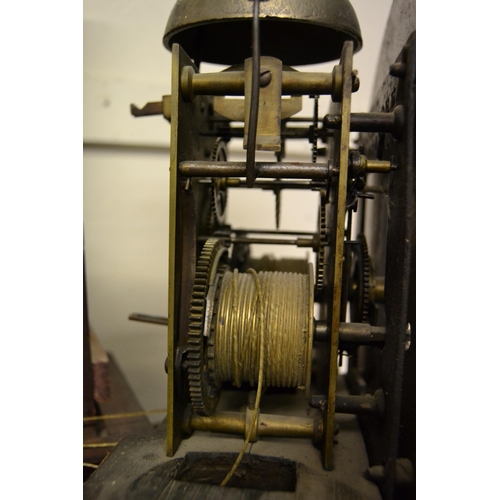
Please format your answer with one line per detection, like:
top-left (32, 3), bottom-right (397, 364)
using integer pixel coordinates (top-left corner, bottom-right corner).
top-left (210, 138), bottom-right (228, 227)
top-left (187, 238), bottom-right (228, 416)
top-left (315, 203), bottom-right (327, 299)
top-left (348, 234), bottom-right (371, 323)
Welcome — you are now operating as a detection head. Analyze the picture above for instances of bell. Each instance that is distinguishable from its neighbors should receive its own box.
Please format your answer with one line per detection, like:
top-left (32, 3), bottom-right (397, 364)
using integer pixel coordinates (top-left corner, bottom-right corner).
top-left (163, 0), bottom-right (362, 66)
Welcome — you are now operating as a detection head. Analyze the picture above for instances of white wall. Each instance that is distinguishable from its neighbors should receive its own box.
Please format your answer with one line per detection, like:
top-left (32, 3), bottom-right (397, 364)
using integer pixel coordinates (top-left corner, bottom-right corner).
top-left (83, 0), bottom-right (393, 421)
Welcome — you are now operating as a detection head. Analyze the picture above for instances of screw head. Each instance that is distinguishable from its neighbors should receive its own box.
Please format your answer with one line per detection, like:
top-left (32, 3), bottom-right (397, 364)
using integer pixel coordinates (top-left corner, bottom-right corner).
top-left (259, 67), bottom-right (272, 87)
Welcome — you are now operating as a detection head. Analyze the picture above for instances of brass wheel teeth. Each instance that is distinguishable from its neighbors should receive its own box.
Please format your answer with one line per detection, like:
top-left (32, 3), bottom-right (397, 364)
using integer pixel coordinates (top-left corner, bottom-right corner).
top-left (315, 204), bottom-right (327, 297)
top-left (312, 95), bottom-right (319, 164)
top-left (358, 235), bottom-right (371, 323)
top-left (187, 238), bottom-right (224, 416)
top-left (312, 95), bottom-right (327, 296)
top-left (349, 234), bottom-right (371, 323)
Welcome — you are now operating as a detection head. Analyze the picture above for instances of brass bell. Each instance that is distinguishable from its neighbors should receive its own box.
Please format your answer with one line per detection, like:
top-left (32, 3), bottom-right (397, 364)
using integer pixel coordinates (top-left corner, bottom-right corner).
top-left (163, 0), bottom-right (362, 66)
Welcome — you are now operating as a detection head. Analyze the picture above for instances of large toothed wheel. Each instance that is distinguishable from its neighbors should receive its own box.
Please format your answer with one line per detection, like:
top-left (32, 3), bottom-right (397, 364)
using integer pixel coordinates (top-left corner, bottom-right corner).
top-left (186, 238), bottom-right (228, 416)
